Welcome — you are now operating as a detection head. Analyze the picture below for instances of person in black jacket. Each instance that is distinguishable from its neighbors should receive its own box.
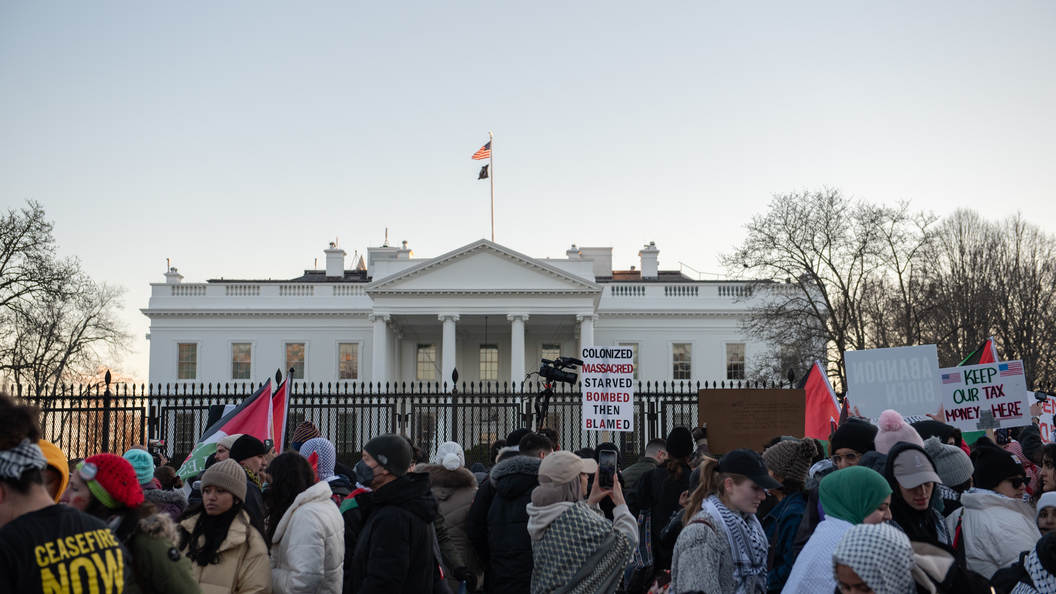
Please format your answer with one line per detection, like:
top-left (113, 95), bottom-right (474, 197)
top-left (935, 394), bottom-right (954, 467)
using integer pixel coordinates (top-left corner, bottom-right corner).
top-left (626, 426), bottom-right (695, 572)
top-left (347, 433), bottom-right (439, 594)
top-left (467, 431), bottom-right (551, 594)
top-left (228, 435), bottom-right (267, 524)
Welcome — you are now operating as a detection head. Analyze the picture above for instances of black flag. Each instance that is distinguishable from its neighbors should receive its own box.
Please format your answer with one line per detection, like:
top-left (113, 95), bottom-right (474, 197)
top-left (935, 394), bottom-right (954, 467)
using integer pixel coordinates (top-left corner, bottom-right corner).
top-left (478, 164), bottom-right (489, 180)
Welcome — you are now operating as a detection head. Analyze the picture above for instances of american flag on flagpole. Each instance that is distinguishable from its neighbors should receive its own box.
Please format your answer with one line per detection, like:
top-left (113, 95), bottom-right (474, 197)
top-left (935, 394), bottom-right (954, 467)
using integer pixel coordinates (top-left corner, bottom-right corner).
top-left (1000, 361), bottom-right (1024, 377)
top-left (472, 141), bottom-right (491, 160)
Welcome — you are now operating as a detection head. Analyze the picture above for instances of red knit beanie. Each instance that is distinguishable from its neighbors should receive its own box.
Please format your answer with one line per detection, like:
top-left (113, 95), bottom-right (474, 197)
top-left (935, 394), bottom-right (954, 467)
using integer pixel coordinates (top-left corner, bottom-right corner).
top-left (81, 453), bottom-right (144, 509)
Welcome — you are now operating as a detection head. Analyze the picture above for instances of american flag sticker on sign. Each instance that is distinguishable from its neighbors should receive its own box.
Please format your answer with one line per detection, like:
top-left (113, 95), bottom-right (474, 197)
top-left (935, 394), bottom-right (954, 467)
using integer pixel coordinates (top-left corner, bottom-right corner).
top-left (942, 372), bottom-right (961, 384)
top-left (1000, 362), bottom-right (1024, 377)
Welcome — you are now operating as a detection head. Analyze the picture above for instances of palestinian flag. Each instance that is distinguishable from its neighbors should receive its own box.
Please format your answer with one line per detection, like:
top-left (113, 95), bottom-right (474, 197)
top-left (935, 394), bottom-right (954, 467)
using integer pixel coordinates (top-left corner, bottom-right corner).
top-left (272, 378), bottom-right (290, 454)
top-left (959, 337), bottom-right (999, 366)
top-left (798, 360), bottom-right (841, 441)
top-left (176, 381), bottom-right (273, 479)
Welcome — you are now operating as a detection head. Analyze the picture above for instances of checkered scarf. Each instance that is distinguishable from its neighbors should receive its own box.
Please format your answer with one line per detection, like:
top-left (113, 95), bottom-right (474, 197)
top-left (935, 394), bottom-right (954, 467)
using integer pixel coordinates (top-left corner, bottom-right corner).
top-left (832, 523), bottom-right (916, 594)
top-left (1010, 547), bottom-right (1056, 594)
top-left (703, 495), bottom-right (768, 594)
top-left (300, 438), bottom-right (336, 481)
top-left (0, 439), bottom-right (47, 480)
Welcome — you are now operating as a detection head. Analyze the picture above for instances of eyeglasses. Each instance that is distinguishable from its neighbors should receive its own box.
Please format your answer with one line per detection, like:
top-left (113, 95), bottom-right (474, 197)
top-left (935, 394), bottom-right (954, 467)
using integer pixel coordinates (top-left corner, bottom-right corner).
top-left (1008, 477), bottom-right (1027, 489)
top-left (830, 452), bottom-right (860, 465)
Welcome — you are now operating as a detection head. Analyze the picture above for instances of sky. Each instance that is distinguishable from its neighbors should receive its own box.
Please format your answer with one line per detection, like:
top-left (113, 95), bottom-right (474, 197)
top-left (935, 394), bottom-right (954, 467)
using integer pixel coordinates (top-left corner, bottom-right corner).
top-left (2, 2), bottom-right (1054, 383)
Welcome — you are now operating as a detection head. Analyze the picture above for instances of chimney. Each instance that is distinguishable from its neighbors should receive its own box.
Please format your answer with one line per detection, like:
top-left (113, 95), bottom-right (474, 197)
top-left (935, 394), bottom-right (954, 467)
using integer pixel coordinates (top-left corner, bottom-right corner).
top-left (396, 240), bottom-right (413, 260)
top-left (164, 267), bottom-right (183, 284)
top-left (638, 241), bottom-right (659, 279)
top-left (325, 243), bottom-right (346, 279)
top-left (566, 244), bottom-right (581, 259)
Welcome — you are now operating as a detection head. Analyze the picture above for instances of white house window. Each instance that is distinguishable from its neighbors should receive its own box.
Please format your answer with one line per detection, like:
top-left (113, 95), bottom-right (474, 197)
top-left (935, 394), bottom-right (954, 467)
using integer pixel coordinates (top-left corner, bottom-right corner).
top-left (541, 344), bottom-right (561, 362)
top-left (232, 343), bottom-right (252, 380)
top-left (726, 343), bottom-right (746, 380)
top-left (338, 343), bottom-right (359, 380)
top-left (618, 342), bottom-right (639, 380)
top-left (177, 343), bottom-right (197, 380)
top-left (173, 411), bottom-right (198, 456)
top-left (286, 343), bottom-right (305, 379)
top-left (417, 344), bottom-right (437, 381)
top-left (479, 345), bottom-right (498, 381)
top-left (672, 343), bottom-right (692, 380)
top-left (337, 411), bottom-right (356, 453)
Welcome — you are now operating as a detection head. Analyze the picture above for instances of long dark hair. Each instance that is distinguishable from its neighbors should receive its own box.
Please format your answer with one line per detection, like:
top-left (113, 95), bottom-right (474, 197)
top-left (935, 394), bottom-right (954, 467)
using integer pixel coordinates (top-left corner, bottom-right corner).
top-left (664, 455), bottom-right (692, 482)
top-left (178, 499), bottom-right (266, 566)
top-left (263, 452), bottom-right (316, 544)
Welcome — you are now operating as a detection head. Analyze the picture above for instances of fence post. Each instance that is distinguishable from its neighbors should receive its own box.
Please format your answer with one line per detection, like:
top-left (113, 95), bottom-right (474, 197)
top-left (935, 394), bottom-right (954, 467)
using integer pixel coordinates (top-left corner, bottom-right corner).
top-left (101, 371), bottom-right (113, 453)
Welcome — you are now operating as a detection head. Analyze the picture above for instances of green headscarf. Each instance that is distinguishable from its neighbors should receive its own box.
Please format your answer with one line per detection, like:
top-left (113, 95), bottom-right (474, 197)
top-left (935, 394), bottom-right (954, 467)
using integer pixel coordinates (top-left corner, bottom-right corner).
top-left (819, 466), bottom-right (892, 524)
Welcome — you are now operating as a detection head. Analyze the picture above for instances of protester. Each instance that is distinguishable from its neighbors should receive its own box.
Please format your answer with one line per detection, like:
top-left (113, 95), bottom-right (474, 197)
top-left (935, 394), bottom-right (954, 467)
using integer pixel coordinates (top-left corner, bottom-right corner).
top-left (947, 445), bottom-right (1040, 579)
top-left (832, 523), bottom-right (916, 594)
top-left (627, 426), bottom-right (695, 573)
top-left (783, 466), bottom-right (893, 593)
top-left (346, 433), bottom-right (438, 593)
top-left (670, 449), bottom-right (782, 594)
top-left (36, 440), bottom-right (69, 503)
top-left (911, 419), bottom-right (962, 447)
top-left (216, 434), bottom-right (243, 461)
top-left (60, 452), bottom-right (201, 594)
top-left (299, 437), bottom-right (352, 505)
top-left (537, 427), bottom-right (560, 451)
top-left (922, 436), bottom-right (974, 514)
top-left (1035, 443), bottom-right (1056, 503)
top-left (0, 393), bottom-right (135, 593)
top-left (589, 442), bottom-right (626, 520)
top-left (875, 410), bottom-right (926, 455)
top-left (1006, 532), bottom-right (1056, 593)
top-left (623, 438), bottom-right (668, 487)
top-left (467, 431), bottom-right (553, 594)
top-left (829, 418), bottom-right (879, 470)
top-left (289, 422), bottom-right (321, 453)
top-left (263, 452), bottom-right (344, 594)
top-left (526, 450), bottom-right (636, 593)
top-left (178, 458), bottom-right (272, 594)
top-left (420, 441), bottom-right (483, 592)
top-left (883, 442), bottom-right (949, 544)
top-left (1039, 492), bottom-right (1056, 536)
top-left (126, 447), bottom-right (188, 521)
top-left (156, 465), bottom-right (184, 491)
top-left (760, 437), bottom-right (816, 593)
top-left (229, 435), bottom-right (267, 522)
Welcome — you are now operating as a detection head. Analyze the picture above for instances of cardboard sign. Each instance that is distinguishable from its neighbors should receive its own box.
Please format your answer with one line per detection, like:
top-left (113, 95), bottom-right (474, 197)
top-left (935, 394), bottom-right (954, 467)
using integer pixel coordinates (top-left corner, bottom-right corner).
top-left (1038, 395), bottom-right (1055, 442)
top-left (698, 389), bottom-right (806, 454)
top-left (940, 360), bottom-right (1031, 431)
top-left (845, 345), bottom-right (943, 419)
top-left (581, 346), bottom-right (634, 431)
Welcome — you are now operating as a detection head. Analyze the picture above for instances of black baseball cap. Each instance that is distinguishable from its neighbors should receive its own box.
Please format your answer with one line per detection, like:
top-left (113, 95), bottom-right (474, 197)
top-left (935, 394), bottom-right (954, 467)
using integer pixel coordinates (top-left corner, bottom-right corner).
top-left (718, 448), bottom-right (783, 490)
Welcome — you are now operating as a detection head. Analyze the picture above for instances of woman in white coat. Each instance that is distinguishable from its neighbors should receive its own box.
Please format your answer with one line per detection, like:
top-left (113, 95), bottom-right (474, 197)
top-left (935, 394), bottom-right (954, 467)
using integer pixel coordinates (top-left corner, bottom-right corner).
top-left (263, 452), bottom-right (345, 594)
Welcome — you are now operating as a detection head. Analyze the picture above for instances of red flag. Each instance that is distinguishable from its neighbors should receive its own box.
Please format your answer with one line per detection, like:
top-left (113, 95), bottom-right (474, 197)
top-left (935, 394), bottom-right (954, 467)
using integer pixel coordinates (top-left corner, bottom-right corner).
top-left (176, 381), bottom-right (273, 479)
top-left (799, 360), bottom-right (841, 441)
top-left (272, 379), bottom-right (290, 454)
top-left (959, 336), bottom-right (999, 366)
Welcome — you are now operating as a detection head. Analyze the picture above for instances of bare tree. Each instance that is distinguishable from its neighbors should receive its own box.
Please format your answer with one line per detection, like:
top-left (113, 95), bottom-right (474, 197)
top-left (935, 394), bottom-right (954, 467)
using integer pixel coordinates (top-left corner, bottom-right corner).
top-left (0, 201), bottom-right (78, 311)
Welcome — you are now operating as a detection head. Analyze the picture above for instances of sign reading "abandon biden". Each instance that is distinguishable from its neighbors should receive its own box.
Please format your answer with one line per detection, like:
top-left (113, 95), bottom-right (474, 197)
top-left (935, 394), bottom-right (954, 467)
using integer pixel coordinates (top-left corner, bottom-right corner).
top-left (845, 345), bottom-right (944, 419)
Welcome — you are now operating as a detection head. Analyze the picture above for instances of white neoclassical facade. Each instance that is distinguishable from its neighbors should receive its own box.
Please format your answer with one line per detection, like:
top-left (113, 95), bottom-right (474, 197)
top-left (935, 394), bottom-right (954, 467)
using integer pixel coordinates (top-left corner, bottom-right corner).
top-left (142, 239), bottom-right (767, 389)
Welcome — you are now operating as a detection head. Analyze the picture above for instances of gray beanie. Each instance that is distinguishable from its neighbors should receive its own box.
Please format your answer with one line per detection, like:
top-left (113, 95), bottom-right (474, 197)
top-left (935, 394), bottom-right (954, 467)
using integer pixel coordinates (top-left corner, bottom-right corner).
top-left (201, 459), bottom-right (248, 502)
top-left (364, 433), bottom-right (412, 478)
top-left (923, 437), bottom-right (973, 487)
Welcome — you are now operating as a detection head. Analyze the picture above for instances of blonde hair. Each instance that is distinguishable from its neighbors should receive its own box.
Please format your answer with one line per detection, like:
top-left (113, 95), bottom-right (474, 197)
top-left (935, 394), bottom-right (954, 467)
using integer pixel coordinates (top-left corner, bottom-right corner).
top-left (682, 456), bottom-right (750, 526)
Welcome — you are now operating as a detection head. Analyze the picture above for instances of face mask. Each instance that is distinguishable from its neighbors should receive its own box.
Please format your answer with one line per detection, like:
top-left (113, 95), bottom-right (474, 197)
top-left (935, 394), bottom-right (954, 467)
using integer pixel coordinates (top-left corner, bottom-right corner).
top-left (354, 460), bottom-right (375, 486)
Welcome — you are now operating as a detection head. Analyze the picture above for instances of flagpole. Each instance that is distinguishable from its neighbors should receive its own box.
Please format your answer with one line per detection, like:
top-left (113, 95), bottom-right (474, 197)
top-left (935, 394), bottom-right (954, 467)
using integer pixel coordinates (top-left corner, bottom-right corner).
top-left (489, 131), bottom-right (495, 242)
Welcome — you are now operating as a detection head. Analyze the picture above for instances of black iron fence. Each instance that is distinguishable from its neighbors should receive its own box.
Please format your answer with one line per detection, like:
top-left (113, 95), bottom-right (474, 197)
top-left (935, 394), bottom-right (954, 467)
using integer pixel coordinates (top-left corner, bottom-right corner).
top-left (9, 378), bottom-right (793, 470)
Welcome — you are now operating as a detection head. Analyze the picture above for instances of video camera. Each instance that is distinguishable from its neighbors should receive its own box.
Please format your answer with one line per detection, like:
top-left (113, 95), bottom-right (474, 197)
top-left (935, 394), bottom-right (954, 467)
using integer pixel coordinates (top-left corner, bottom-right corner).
top-left (539, 357), bottom-right (583, 385)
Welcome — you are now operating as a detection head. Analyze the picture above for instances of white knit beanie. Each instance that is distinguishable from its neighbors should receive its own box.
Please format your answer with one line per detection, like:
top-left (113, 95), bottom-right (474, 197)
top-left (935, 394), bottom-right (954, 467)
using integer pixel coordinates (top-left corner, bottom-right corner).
top-left (434, 441), bottom-right (465, 471)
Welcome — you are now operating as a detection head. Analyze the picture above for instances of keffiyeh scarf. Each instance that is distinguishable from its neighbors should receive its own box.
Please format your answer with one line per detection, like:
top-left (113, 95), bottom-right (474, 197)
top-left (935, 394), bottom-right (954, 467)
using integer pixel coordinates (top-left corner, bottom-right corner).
top-left (832, 523), bottom-right (916, 594)
top-left (703, 495), bottom-right (768, 594)
top-left (0, 439), bottom-right (47, 479)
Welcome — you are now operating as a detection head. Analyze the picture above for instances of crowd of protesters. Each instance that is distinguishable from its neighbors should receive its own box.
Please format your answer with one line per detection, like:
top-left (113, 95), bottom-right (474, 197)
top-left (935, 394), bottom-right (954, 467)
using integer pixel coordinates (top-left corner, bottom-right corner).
top-left (4, 388), bottom-right (1056, 594)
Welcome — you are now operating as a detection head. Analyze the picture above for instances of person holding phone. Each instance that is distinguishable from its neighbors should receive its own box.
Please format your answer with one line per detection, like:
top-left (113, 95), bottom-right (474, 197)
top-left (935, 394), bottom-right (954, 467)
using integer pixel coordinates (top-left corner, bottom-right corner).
top-left (526, 451), bottom-right (639, 593)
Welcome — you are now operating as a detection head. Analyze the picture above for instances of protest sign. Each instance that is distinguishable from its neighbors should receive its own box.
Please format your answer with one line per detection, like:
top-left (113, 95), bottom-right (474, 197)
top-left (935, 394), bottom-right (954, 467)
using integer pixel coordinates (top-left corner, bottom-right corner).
top-left (1038, 395), bottom-right (1055, 442)
top-left (940, 360), bottom-right (1031, 431)
top-left (845, 345), bottom-right (942, 419)
top-left (581, 346), bottom-right (634, 431)
top-left (698, 389), bottom-right (806, 454)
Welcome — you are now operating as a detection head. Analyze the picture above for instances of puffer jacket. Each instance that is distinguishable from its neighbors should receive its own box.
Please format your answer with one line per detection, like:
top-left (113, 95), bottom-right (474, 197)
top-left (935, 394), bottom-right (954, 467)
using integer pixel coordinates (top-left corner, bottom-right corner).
top-left (347, 472), bottom-right (440, 594)
top-left (179, 510), bottom-right (272, 594)
top-left (118, 510), bottom-right (201, 594)
top-left (271, 481), bottom-right (345, 594)
top-left (480, 455), bottom-right (542, 594)
top-left (945, 488), bottom-right (1041, 579)
top-left (420, 463), bottom-right (484, 592)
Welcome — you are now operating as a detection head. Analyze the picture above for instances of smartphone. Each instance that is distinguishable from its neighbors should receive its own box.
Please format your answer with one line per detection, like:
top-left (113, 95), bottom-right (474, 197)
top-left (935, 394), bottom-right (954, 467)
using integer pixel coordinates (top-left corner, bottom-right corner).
top-left (263, 439), bottom-right (275, 452)
top-left (598, 450), bottom-right (617, 489)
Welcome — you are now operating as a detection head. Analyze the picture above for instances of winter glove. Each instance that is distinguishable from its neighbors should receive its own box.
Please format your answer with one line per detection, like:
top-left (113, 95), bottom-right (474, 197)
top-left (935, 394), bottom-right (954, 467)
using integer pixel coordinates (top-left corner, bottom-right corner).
top-left (452, 567), bottom-right (476, 591)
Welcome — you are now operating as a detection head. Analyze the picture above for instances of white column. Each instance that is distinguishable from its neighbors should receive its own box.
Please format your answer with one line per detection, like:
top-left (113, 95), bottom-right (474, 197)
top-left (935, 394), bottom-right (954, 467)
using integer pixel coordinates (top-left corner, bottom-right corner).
top-left (391, 323), bottom-right (403, 385)
top-left (370, 314), bottom-right (391, 386)
top-left (577, 314), bottom-right (597, 357)
top-left (439, 314), bottom-right (460, 390)
top-left (508, 314), bottom-right (528, 391)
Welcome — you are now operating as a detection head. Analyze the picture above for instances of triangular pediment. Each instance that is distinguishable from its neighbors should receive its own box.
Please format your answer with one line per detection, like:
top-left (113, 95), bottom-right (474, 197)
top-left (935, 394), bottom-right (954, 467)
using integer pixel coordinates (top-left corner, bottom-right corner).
top-left (366, 240), bottom-right (602, 294)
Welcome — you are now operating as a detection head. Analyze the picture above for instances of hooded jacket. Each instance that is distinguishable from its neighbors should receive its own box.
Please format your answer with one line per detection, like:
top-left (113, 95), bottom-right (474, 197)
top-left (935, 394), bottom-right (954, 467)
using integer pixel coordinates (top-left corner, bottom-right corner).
top-left (483, 455), bottom-right (543, 594)
top-left (143, 481), bottom-right (189, 521)
top-left (884, 442), bottom-right (949, 545)
top-left (347, 471), bottom-right (439, 594)
top-left (271, 481), bottom-right (345, 594)
top-left (118, 510), bottom-right (202, 594)
top-left (419, 463), bottom-right (483, 592)
top-left (946, 487), bottom-right (1041, 579)
top-left (179, 510), bottom-right (272, 594)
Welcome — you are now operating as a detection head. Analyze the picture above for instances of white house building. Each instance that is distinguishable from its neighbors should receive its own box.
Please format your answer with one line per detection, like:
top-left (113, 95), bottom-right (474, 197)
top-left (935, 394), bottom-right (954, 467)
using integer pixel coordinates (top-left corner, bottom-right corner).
top-left (142, 239), bottom-right (767, 389)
